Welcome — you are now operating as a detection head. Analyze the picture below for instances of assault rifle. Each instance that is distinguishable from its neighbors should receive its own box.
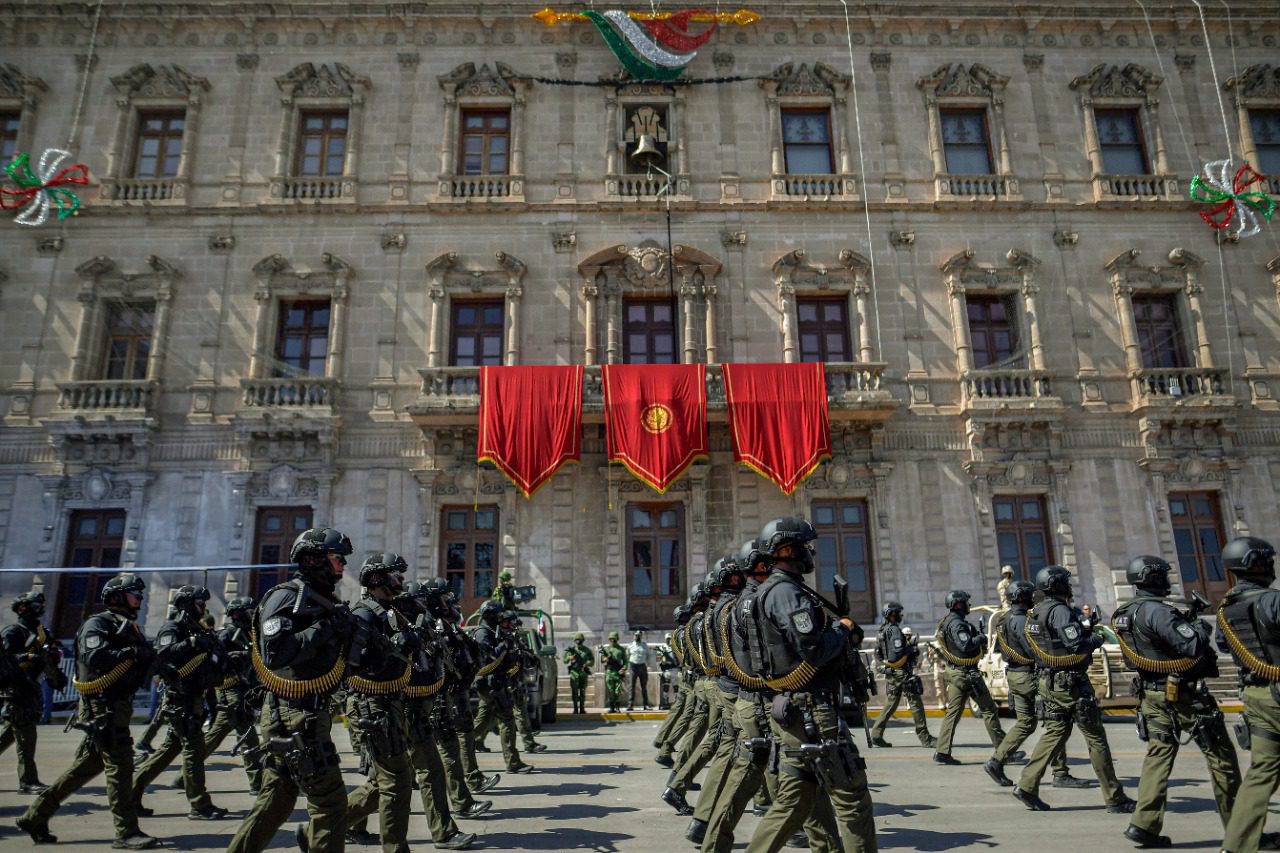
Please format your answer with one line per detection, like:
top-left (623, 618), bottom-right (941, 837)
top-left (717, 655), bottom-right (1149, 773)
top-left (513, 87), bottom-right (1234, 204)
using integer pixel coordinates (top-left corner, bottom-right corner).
top-left (833, 575), bottom-right (874, 748)
top-left (1184, 590), bottom-right (1212, 620)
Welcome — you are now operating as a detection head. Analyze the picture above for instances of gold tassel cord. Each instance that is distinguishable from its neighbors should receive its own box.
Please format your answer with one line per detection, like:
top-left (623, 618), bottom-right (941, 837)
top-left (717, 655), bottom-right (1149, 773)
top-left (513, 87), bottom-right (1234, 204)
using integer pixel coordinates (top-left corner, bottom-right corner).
top-left (476, 648), bottom-right (507, 677)
top-left (933, 618), bottom-right (982, 666)
top-left (72, 659), bottom-right (134, 696)
top-left (995, 631), bottom-right (1035, 667)
top-left (1021, 616), bottom-right (1088, 668)
top-left (718, 607), bottom-right (767, 690)
top-left (405, 674), bottom-right (446, 698)
top-left (250, 628), bottom-right (346, 701)
top-left (348, 660), bottom-right (413, 696)
top-left (1218, 604), bottom-right (1280, 682)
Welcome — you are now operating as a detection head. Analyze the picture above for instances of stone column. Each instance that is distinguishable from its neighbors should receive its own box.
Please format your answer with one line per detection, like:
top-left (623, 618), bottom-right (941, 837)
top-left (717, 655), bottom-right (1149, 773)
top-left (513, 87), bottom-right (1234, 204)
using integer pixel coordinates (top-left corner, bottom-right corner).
top-left (948, 281), bottom-right (974, 373)
top-left (1146, 95), bottom-right (1170, 176)
top-left (778, 284), bottom-right (798, 364)
top-left (70, 292), bottom-right (100, 382)
top-left (426, 285), bottom-right (444, 369)
top-left (1022, 279), bottom-right (1045, 371)
top-left (604, 94), bottom-right (620, 177)
top-left (992, 96), bottom-right (1014, 176)
top-left (326, 278), bottom-right (349, 380)
top-left (1080, 96), bottom-right (1103, 175)
top-left (703, 280), bottom-right (719, 363)
top-left (672, 91), bottom-right (688, 178)
top-left (345, 94), bottom-right (365, 187)
top-left (604, 287), bottom-right (620, 365)
top-left (146, 288), bottom-right (173, 382)
top-left (923, 94), bottom-right (947, 175)
top-left (274, 97), bottom-right (294, 178)
top-left (582, 280), bottom-right (599, 366)
top-left (509, 91), bottom-right (526, 177)
top-left (176, 95), bottom-right (201, 182)
top-left (763, 86), bottom-right (784, 176)
top-left (249, 289), bottom-right (272, 379)
top-left (439, 91), bottom-right (458, 175)
top-left (834, 95), bottom-right (852, 175)
top-left (1113, 281), bottom-right (1141, 374)
top-left (680, 275), bottom-right (697, 364)
top-left (1184, 280), bottom-right (1213, 368)
top-left (852, 281), bottom-right (873, 363)
top-left (505, 284), bottom-right (522, 366)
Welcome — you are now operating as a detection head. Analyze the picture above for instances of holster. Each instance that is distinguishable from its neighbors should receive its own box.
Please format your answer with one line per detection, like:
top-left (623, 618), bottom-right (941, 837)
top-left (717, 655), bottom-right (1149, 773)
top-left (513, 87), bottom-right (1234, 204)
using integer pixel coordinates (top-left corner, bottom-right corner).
top-left (771, 693), bottom-right (797, 726)
top-left (1235, 714), bottom-right (1252, 750)
top-left (1191, 709), bottom-right (1229, 753)
top-left (1075, 694), bottom-right (1101, 726)
top-left (269, 731), bottom-right (338, 787)
top-left (785, 739), bottom-right (865, 790)
top-left (904, 675), bottom-right (924, 697)
top-left (1135, 710), bottom-right (1150, 742)
top-left (738, 736), bottom-right (772, 768)
top-left (406, 701), bottom-right (434, 743)
top-left (352, 710), bottom-right (406, 760)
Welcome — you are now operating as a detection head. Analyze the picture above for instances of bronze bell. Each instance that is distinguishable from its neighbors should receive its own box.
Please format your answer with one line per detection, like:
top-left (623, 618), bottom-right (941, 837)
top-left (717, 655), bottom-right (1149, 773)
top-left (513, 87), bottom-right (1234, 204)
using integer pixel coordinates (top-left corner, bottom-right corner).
top-left (629, 133), bottom-right (665, 170)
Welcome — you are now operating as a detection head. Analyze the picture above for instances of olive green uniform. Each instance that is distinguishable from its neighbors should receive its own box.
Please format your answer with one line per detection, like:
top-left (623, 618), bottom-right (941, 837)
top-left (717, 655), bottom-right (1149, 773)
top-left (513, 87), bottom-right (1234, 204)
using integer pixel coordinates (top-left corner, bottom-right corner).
top-left (869, 620), bottom-right (932, 745)
top-left (471, 621), bottom-right (523, 771)
top-left (934, 611), bottom-right (1005, 756)
top-left (990, 606), bottom-right (1067, 775)
top-left (1, 617), bottom-right (63, 789)
top-left (601, 641), bottom-right (627, 712)
top-left (564, 643), bottom-right (594, 713)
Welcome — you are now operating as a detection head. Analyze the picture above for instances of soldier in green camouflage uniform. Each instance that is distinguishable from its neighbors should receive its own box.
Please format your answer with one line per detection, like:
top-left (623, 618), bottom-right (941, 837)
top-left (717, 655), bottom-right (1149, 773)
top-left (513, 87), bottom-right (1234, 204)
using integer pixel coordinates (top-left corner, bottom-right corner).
top-left (601, 632), bottom-right (627, 713)
top-left (564, 633), bottom-right (594, 714)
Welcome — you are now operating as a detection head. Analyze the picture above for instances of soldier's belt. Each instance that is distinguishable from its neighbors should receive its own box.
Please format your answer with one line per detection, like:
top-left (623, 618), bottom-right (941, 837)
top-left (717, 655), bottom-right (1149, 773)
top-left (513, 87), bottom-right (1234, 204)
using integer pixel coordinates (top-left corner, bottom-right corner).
top-left (176, 653), bottom-right (209, 680)
top-left (1113, 630), bottom-right (1199, 675)
top-left (1022, 620), bottom-right (1087, 668)
top-left (72, 659), bottom-right (134, 696)
top-left (765, 661), bottom-right (818, 692)
top-left (405, 674), bottom-right (446, 698)
top-left (476, 648), bottom-right (507, 677)
top-left (718, 607), bottom-right (766, 690)
top-left (348, 660), bottom-right (413, 695)
top-left (250, 628), bottom-right (346, 700)
top-left (1218, 604), bottom-right (1280, 682)
top-left (995, 632), bottom-right (1035, 667)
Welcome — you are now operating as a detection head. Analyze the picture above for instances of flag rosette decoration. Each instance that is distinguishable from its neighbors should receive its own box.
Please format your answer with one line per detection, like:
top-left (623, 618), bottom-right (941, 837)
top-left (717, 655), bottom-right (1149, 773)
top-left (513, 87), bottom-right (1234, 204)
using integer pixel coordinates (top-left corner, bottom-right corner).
top-left (1189, 159), bottom-right (1275, 240)
top-left (1, 148), bottom-right (89, 227)
top-left (532, 7), bottom-right (760, 80)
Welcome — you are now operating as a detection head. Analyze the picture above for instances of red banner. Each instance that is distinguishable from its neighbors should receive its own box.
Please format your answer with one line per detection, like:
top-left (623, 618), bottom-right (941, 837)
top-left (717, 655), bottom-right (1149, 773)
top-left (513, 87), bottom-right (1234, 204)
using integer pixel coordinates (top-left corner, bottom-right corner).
top-left (722, 362), bottom-right (831, 496)
top-left (603, 364), bottom-right (708, 493)
top-left (478, 365), bottom-right (583, 497)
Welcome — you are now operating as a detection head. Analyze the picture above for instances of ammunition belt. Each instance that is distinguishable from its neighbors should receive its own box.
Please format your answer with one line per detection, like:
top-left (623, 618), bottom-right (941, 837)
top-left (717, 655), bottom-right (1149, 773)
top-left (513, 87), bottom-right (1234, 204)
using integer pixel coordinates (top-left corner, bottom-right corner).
top-left (250, 628), bottom-right (346, 700)
top-left (348, 660), bottom-right (413, 695)
top-left (672, 633), bottom-right (685, 665)
top-left (219, 675), bottom-right (239, 690)
top-left (702, 617), bottom-right (723, 675)
top-left (176, 653), bottom-right (208, 680)
top-left (718, 606), bottom-right (766, 691)
top-left (882, 653), bottom-right (909, 670)
top-left (1022, 619), bottom-right (1087, 668)
top-left (405, 674), bottom-right (446, 698)
top-left (506, 661), bottom-right (522, 677)
top-left (476, 648), bottom-right (507, 677)
top-left (996, 631), bottom-right (1035, 667)
top-left (72, 659), bottom-right (134, 696)
top-left (1218, 603), bottom-right (1280, 682)
top-left (764, 661), bottom-right (817, 693)
top-left (1112, 626), bottom-right (1199, 675)
top-left (934, 618), bottom-right (981, 666)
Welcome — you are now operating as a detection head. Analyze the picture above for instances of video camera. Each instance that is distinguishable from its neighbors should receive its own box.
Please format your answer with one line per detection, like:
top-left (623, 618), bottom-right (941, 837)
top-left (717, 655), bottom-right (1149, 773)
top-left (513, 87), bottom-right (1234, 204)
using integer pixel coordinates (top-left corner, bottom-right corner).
top-left (511, 584), bottom-right (537, 605)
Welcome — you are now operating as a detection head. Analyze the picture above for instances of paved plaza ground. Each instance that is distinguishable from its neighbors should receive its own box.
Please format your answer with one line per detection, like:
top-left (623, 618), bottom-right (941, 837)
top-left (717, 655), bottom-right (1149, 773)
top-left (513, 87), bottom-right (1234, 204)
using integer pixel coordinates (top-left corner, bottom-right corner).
top-left (0, 713), bottom-right (1266, 851)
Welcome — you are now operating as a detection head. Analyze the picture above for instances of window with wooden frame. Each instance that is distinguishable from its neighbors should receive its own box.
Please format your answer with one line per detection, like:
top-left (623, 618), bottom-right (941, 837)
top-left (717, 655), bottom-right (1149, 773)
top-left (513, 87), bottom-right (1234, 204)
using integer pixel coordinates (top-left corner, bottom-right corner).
top-left (966, 294), bottom-right (1021, 369)
top-left (54, 510), bottom-right (126, 638)
top-left (274, 299), bottom-right (331, 378)
top-left (0, 112), bottom-right (19, 166)
top-left (811, 499), bottom-right (876, 623)
top-left (249, 506), bottom-right (313, 600)
top-left (1095, 108), bottom-right (1150, 175)
top-left (440, 505), bottom-right (499, 616)
top-left (623, 297), bottom-right (677, 365)
top-left (132, 110), bottom-right (185, 180)
top-left (450, 299), bottom-right (504, 367)
top-left (295, 111), bottom-right (348, 178)
top-left (781, 109), bottom-right (835, 174)
top-left (1131, 293), bottom-right (1187, 369)
top-left (1249, 109), bottom-right (1280, 177)
top-left (626, 503), bottom-right (685, 627)
top-left (102, 301), bottom-right (156, 381)
top-left (796, 296), bottom-right (851, 363)
top-left (992, 495), bottom-right (1053, 581)
top-left (940, 108), bottom-right (994, 174)
top-left (1168, 491), bottom-right (1229, 602)
top-left (459, 110), bottom-right (510, 176)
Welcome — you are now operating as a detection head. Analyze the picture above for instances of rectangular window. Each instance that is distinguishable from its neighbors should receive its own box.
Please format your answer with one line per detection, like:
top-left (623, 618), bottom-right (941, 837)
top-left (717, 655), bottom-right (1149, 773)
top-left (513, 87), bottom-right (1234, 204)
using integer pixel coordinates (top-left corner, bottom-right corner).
top-left (1131, 293), bottom-right (1187, 370)
top-left (781, 109), bottom-right (835, 174)
top-left (626, 503), bottom-right (685, 627)
top-left (623, 297), bottom-right (677, 365)
top-left (459, 110), bottom-right (510, 176)
top-left (1250, 109), bottom-right (1280, 177)
top-left (1, 112), bottom-right (19, 166)
top-left (250, 506), bottom-right (313, 600)
top-left (940, 108), bottom-right (994, 174)
top-left (132, 110), bottom-right (185, 179)
top-left (296, 111), bottom-right (347, 178)
top-left (102, 302), bottom-right (155, 381)
top-left (54, 509), bottom-right (126, 638)
top-left (966, 294), bottom-right (1020, 370)
top-left (811, 499), bottom-right (876, 623)
top-left (274, 300), bottom-right (330, 378)
top-left (796, 296), bottom-right (851, 363)
top-left (1169, 491), bottom-right (1229, 602)
top-left (450, 299), bottom-right (505, 367)
top-left (440, 505), bottom-right (499, 616)
top-left (993, 495), bottom-right (1053, 582)
top-left (1095, 108), bottom-right (1150, 174)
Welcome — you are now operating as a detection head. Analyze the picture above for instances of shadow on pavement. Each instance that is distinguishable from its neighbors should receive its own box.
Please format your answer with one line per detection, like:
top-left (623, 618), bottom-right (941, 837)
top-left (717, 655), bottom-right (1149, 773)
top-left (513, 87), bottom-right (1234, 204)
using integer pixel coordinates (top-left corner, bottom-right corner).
top-left (502, 782), bottom-right (618, 798)
top-left (481, 828), bottom-right (634, 851)
top-left (873, 801), bottom-right (941, 818)
top-left (482, 804), bottom-right (640, 821)
top-left (879, 827), bottom-right (997, 850)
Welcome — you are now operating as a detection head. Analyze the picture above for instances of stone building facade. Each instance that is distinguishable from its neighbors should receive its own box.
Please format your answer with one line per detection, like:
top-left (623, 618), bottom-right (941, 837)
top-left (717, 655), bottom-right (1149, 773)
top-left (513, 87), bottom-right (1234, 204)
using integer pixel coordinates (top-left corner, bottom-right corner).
top-left (2, 2), bottom-right (1280, 638)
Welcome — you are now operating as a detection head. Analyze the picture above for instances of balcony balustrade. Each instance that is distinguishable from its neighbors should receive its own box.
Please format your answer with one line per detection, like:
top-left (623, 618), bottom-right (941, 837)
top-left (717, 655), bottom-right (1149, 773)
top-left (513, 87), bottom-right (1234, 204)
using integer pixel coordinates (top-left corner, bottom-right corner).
top-left (56, 380), bottom-right (155, 412)
top-left (240, 377), bottom-right (336, 409)
top-left (962, 369), bottom-right (1053, 403)
top-left (1131, 367), bottom-right (1224, 401)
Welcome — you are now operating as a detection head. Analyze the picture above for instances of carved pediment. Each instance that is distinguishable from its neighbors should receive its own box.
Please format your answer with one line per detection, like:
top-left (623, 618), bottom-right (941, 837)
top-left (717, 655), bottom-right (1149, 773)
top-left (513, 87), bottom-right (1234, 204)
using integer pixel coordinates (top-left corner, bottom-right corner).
top-left (252, 254), bottom-right (353, 299)
top-left (75, 255), bottom-right (182, 288)
top-left (917, 63), bottom-right (1008, 97)
top-left (0, 63), bottom-right (47, 99)
top-left (276, 63), bottom-right (369, 99)
top-left (1070, 63), bottom-right (1161, 99)
top-left (426, 251), bottom-right (527, 295)
top-left (438, 62), bottom-right (518, 98)
top-left (1105, 248), bottom-right (1197, 291)
top-left (1226, 64), bottom-right (1280, 101)
top-left (578, 241), bottom-right (722, 294)
top-left (110, 64), bottom-right (209, 100)
top-left (939, 248), bottom-right (1027, 291)
top-left (771, 249), bottom-right (869, 291)
top-left (768, 62), bottom-right (849, 96)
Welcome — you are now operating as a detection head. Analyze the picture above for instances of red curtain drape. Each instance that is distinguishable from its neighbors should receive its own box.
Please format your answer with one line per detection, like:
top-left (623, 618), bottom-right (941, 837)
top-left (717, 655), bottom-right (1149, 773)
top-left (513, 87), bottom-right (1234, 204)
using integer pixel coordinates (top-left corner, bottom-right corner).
top-left (603, 363), bottom-right (708, 493)
top-left (477, 365), bottom-right (584, 497)
top-left (722, 362), bottom-right (831, 495)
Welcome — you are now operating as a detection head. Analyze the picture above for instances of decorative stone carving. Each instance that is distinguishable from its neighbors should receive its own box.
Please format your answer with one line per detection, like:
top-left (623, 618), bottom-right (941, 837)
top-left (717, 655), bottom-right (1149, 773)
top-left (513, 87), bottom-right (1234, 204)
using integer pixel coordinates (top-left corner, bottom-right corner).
top-left (1070, 63), bottom-right (1162, 100)
top-left (768, 62), bottom-right (850, 96)
top-left (425, 251), bottom-right (527, 295)
top-left (939, 248), bottom-right (1023, 290)
top-left (276, 63), bottom-right (370, 100)
top-left (36, 236), bottom-right (63, 254)
top-left (110, 64), bottom-right (210, 100)
top-left (437, 62), bottom-right (517, 98)
top-left (381, 232), bottom-right (406, 251)
top-left (553, 231), bottom-right (576, 253)
top-left (771, 249), bottom-right (868, 291)
top-left (917, 63), bottom-right (1009, 98)
top-left (0, 63), bottom-right (47, 103)
top-left (208, 234), bottom-right (235, 251)
top-left (1225, 64), bottom-right (1280, 101)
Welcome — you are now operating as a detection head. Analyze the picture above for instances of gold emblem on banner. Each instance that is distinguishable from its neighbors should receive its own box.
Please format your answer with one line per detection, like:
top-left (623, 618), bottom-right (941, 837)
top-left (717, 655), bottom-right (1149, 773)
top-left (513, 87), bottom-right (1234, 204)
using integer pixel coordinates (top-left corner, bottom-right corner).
top-left (640, 403), bottom-right (674, 434)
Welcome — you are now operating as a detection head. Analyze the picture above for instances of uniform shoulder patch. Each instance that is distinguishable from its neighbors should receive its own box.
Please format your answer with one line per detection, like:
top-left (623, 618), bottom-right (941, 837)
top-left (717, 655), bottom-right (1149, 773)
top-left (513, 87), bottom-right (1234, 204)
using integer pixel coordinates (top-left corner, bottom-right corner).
top-left (1175, 623), bottom-right (1196, 639)
top-left (84, 634), bottom-right (102, 650)
top-left (158, 633), bottom-right (175, 647)
top-left (262, 616), bottom-right (287, 637)
top-left (791, 610), bottom-right (815, 634)
top-left (957, 627), bottom-right (971, 642)
top-left (892, 637), bottom-right (904, 649)
top-left (1063, 624), bottom-right (1080, 640)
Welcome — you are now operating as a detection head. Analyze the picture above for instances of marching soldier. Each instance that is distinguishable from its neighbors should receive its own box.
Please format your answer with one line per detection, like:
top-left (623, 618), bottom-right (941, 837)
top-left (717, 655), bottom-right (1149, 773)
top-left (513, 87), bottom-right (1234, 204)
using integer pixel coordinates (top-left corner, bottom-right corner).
top-left (1014, 565), bottom-right (1134, 814)
top-left (564, 633), bottom-right (594, 714)
top-left (743, 516), bottom-right (875, 853)
top-left (985, 581), bottom-right (1083, 789)
top-left (654, 606), bottom-right (696, 768)
top-left (1217, 537), bottom-right (1280, 853)
top-left (19, 574), bottom-right (158, 849)
top-left (869, 601), bottom-right (935, 749)
top-left (501, 613), bottom-right (547, 754)
top-left (1, 592), bottom-right (65, 793)
top-left (1112, 555), bottom-right (1239, 848)
top-left (132, 585), bottom-right (230, 820)
top-left (933, 590), bottom-right (1008, 764)
top-left (471, 601), bottom-right (532, 774)
top-left (226, 527), bottom-right (353, 853)
top-left (664, 578), bottom-right (724, 817)
top-left (435, 587), bottom-right (501, 812)
top-left (601, 631), bottom-right (627, 713)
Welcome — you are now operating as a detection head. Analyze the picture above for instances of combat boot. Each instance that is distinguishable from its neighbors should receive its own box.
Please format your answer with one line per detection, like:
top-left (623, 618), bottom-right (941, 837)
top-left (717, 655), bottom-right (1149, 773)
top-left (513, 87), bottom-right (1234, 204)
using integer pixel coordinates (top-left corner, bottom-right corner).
top-left (476, 773), bottom-right (501, 793)
top-left (1012, 787), bottom-right (1051, 811)
top-left (112, 832), bottom-right (160, 850)
top-left (685, 818), bottom-right (707, 844)
top-left (457, 800), bottom-right (492, 819)
top-left (1052, 774), bottom-right (1094, 789)
top-left (188, 804), bottom-right (229, 820)
top-left (870, 736), bottom-right (892, 748)
top-left (347, 828), bottom-right (380, 845)
top-left (983, 758), bottom-right (1013, 787)
top-left (661, 787), bottom-right (693, 815)
top-left (654, 753), bottom-right (674, 768)
top-left (16, 816), bottom-right (56, 844)
top-left (1123, 825), bottom-right (1171, 848)
top-left (434, 830), bottom-right (477, 850)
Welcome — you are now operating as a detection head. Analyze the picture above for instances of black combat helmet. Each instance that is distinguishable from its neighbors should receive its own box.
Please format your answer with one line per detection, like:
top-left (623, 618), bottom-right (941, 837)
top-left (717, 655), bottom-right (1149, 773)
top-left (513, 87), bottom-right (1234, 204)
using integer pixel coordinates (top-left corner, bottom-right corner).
top-left (290, 527), bottom-right (353, 589)
top-left (712, 553), bottom-right (745, 593)
top-left (1222, 536), bottom-right (1276, 583)
top-left (1125, 555), bottom-right (1172, 596)
top-left (737, 539), bottom-right (768, 578)
top-left (478, 599), bottom-right (503, 626)
top-left (359, 552), bottom-right (408, 592)
top-left (1035, 565), bottom-right (1072, 598)
top-left (102, 573), bottom-right (146, 615)
top-left (944, 590), bottom-right (971, 615)
top-left (1006, 580), bottom-right (1035, 606)
top-left (172, 585), bottom-right (210, 616)
top-left (12, 591), bottom-right (45, 617)
top-left (881, 601), bottom-right (904, 620)
top-left (759, 517), bottom-right (818, 573)
top-left (226, 596), bottom-right (256, 615)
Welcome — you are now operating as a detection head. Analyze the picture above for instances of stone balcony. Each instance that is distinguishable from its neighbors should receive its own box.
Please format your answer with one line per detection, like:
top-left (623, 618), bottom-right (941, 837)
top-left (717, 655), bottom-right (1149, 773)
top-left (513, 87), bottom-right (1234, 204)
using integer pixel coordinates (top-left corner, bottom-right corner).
top-left (935, 173), bottom-right (1020, 203)
top-left (959, 368), bottom-right (1065, 429)
top-left (409, 362), bottom-right (896, 427)
top-left (770, 173), bottom-right (859, 201)
top-left (440, 174), bottom-right (523, 200)
top-left (1093, 173), bottom-right (1180, 203)
top-left (1129, 366), bottom-right (1235, 414)
top-left (43, 379), bottom-right (159, 446)
top-left (240, 377), bottom-right (337, 410)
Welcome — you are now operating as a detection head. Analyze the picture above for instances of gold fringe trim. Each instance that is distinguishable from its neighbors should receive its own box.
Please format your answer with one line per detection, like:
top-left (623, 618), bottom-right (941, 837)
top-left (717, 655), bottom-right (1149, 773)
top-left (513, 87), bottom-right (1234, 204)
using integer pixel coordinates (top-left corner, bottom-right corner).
top-left (250, 628), bottom-right (346, 700)
top-left (72, 659), bottom-right (133, 696)
top-left (405, 674), bottom-right (446, 698)
top-left (1218, 603), bottom-right (1280, 682)
top-left (348, 660), bottom-right (413, 695)
top-left (1022, 613), bottom-right (1087, 668)
top-left (718, 605), bottom-right (766, 690)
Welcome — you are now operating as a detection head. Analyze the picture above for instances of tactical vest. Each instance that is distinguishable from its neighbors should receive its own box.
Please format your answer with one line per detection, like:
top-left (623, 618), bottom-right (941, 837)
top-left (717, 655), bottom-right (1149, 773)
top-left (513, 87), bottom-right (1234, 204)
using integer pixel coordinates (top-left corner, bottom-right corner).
top-left (347, 598), bottom-right (412, 696)
top-left (156, 617), bottom-right (221, 696)
top-left (934, 613), bottom-right (982, 667)
top-left (1219, 588), bottom-right (1280, 682)
top-left (1111, 598), bottom-right (1207, 679)
top-left (252, 580), bottom-right (346, 701)
top-left (877, 623), bottom-right (910, 669)
top-left (753, 574), bottom-right (822, 692)
top-left (473, 625), bottom-right (510, 681)
top-left (685, 613), bottom-right (710, 675)
top-left (995, 609), bottom-right (1036, 670)
top-left (1024, 600), bottom-right (1089, 671)
top-left (719, 596), bottom-right (767, 691)
top-left (74, 611), bottom-right (149, 699)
